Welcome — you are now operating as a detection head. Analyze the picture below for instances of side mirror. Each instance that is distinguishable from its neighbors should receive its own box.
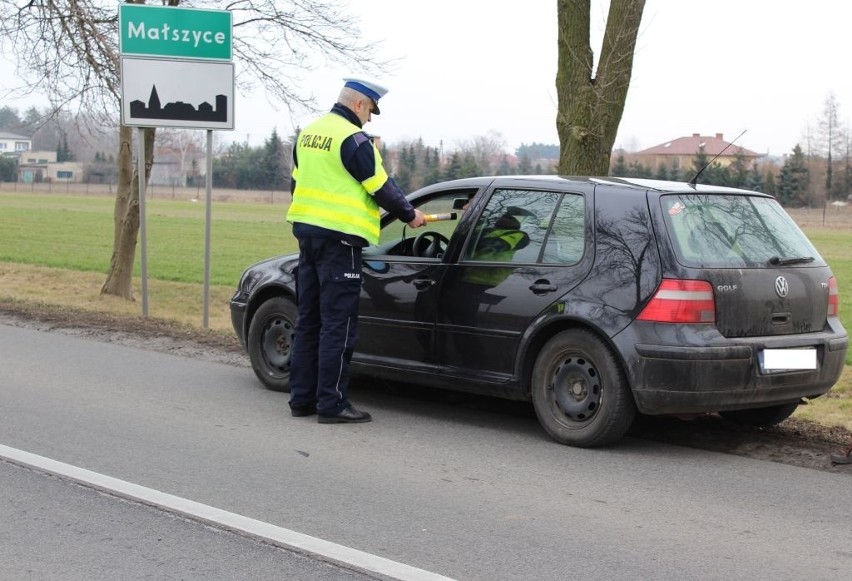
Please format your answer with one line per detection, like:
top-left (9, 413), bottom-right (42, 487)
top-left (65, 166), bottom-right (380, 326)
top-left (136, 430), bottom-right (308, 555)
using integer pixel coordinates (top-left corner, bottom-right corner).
top-left (453, 197), bottom-right (469, 210)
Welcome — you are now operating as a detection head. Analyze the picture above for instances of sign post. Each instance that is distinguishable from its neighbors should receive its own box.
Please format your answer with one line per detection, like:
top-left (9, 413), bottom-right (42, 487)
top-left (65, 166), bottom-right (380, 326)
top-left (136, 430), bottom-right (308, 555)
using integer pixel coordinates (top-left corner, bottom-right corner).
top-left (118, 4), bottom-right (234, 326)
top-left (138, 128), bottom-right (148, 318)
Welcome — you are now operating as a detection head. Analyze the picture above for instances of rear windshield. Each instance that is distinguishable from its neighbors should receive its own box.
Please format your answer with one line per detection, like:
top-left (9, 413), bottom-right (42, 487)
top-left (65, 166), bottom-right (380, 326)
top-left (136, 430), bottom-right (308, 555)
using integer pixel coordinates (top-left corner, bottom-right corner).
top-left (661, 194), bottom-right (823, 268)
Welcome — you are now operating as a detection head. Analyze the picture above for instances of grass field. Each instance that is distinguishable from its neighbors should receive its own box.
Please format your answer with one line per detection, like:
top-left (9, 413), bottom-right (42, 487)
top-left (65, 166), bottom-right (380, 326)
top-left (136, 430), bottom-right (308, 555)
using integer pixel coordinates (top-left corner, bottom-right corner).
top-left (801, 228), bottom-right (852, 345)
top-left (0, 192), bottom-right (296, 286)
top-left (0, 190), bottom-right (849, 428)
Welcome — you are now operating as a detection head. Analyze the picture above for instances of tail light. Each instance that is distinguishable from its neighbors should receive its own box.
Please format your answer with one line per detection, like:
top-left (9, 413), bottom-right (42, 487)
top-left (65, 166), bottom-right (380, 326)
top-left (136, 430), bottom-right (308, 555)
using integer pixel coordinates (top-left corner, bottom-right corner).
top-left (637, 279), bottom-right (715, 323)
top-left (828, 276), bottom-right (840, 317)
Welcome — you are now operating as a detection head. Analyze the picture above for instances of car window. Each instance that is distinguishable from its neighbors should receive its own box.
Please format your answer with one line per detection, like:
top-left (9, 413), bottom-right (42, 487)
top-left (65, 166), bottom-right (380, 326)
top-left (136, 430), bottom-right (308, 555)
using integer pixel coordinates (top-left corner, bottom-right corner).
top-left (463, 188), bottom-right (585, 265)
top-left (365, 191), bottom-right (477, 259)
top-left (542, 194), bottom-right (585, 264)
top-left (376, 192), bottom-right (469, 247)
top-left (662, 194), bottom-right (823, 268)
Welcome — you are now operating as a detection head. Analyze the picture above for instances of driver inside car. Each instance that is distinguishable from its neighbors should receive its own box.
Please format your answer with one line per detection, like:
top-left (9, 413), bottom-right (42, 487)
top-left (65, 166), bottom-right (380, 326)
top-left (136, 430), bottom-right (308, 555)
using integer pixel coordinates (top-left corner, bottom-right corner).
top-left (471, 213), bottom-right (530, 261)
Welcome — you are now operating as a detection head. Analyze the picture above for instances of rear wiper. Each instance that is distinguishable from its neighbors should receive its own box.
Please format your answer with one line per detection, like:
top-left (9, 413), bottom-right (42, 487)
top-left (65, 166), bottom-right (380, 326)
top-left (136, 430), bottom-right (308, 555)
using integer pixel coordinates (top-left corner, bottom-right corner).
top-left (768, 255), bottom-right (815, 266)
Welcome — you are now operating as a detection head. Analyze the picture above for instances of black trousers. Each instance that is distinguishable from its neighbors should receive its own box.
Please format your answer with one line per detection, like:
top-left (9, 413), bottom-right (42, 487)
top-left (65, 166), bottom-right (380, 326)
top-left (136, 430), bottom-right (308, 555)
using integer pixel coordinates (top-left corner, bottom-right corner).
top-left (289, 236), bottom-right (363, 415)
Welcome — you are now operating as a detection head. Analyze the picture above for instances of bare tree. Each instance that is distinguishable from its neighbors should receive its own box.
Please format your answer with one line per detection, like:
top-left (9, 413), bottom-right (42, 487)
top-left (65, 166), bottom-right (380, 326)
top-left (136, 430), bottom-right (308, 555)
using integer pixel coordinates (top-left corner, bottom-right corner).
top-left (556, 0), bottom-right (645, 175)
top-left (155, 128), bottom-right (205, 187)
top-left (816, 92), bottom-right (845, 200)
top-left (456, 131), bottom-right (507, 175)
top-left (0, 0), bottom-right (380, 299)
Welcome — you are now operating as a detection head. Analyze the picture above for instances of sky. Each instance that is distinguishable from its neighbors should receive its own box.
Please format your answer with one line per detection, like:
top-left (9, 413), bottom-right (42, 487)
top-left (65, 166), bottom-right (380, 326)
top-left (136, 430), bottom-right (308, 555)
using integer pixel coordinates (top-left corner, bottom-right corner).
top-left (2, 0), bottom-right (851, 158)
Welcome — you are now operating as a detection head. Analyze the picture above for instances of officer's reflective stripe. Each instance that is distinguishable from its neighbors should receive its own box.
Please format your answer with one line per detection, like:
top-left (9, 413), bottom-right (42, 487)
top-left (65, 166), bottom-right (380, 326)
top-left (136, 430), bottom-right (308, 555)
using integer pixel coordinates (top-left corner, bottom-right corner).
top-left (295, 185), bottom-right (379, 215)
top-left (362, 143), bottom-right (388, 193)
top-left (288, 186), bottom-right (379, 242)
top-left (333, 316), bottom-right (351, 400)
top-left (362, 172), bottom-right (386, 194)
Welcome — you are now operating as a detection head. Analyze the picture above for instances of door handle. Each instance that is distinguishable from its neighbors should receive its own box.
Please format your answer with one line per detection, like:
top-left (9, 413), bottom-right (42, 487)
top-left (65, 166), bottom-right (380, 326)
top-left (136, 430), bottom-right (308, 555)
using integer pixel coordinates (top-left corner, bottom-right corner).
top-left (413, 277), bottom-right (436, 290)
top-left (529, 281), bottom-right (557, 294)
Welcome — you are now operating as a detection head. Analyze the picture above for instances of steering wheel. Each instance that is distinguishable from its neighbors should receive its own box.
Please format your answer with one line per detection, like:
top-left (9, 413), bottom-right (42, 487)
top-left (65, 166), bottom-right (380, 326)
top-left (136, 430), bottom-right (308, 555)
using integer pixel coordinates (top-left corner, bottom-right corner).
top-left (412, 231), bottom-right (449, 258)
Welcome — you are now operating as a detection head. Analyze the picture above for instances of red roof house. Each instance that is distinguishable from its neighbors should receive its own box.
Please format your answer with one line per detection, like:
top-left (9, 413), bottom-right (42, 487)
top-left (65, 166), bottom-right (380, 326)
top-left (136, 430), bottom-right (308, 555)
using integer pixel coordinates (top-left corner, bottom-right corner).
top-left (633, 133), bottom-right (763, 173)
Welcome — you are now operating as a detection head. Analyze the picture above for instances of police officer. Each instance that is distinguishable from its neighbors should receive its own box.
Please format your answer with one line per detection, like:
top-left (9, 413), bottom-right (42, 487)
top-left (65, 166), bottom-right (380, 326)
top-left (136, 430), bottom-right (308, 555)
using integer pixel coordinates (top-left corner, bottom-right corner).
top-left (286, 78), bottom-right (426, 423)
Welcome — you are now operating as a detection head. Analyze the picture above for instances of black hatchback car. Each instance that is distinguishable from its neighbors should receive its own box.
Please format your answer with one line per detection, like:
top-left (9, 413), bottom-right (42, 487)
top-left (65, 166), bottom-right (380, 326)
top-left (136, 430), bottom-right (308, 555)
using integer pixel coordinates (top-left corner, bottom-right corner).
top-left (230, 176), bottom-right (848, 447)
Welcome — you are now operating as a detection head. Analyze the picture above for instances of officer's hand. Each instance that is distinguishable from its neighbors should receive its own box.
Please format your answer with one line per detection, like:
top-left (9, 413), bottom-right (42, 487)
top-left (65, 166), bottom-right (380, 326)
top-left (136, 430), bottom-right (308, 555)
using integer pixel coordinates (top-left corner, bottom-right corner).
top-left (408, 209), bottom-right (427, 228)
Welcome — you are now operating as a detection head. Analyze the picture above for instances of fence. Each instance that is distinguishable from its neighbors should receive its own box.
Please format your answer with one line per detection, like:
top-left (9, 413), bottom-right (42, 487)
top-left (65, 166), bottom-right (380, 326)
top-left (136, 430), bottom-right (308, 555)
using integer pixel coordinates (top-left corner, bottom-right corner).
top-left (786, 204), bottom-right (851, 229)
top-left (2, 180), bottom-right (849, 226)
top-left (0, 180), bottom-right (290, 204)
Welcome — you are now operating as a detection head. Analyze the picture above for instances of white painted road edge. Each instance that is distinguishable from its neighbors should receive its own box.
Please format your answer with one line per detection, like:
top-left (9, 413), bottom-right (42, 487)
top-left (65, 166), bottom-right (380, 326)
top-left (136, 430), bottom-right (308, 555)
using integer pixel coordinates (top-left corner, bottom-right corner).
top-left (0, 444), bottom-right (455, 581)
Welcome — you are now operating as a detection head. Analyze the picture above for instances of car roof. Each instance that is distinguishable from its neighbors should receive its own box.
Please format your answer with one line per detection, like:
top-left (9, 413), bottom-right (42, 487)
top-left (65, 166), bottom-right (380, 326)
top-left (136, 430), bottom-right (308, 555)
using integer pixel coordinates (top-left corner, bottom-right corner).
top-left (593, 177), bottom-right (761, 195)
top-left (413, 175), bottom-right (765, 196)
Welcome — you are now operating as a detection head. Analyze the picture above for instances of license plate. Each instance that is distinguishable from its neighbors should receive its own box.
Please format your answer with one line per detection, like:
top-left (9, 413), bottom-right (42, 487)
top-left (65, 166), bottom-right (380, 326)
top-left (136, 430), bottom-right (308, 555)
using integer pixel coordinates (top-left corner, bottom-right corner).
top-left (760, 348), bottom-right (817, 372)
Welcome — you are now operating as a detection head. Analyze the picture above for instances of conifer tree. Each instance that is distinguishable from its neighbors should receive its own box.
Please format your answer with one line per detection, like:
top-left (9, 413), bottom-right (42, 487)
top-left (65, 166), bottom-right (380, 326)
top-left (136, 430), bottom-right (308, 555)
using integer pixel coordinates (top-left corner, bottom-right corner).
top-left (611, 154), bottom-right (628, 176)
top-left (443, 152), bottom-right (462, 181)
top-left (262, 128), bottom-right (289, 190)
top-left (777, 145), bottom-right (809, 206)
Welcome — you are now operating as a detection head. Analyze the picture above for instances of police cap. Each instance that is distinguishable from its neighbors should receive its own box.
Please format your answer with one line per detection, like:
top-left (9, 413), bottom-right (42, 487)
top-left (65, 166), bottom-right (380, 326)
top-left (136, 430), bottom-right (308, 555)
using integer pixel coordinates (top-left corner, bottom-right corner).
top-left (343, 77), bottom-right (388, 115)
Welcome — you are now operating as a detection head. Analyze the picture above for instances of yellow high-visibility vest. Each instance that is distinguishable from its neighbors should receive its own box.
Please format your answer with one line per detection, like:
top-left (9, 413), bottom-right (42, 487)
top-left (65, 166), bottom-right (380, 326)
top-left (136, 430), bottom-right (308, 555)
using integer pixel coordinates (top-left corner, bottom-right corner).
top-left (287, 113), bottom-right (388, 244)
top-left (462, 229), bottom-right (529, 286)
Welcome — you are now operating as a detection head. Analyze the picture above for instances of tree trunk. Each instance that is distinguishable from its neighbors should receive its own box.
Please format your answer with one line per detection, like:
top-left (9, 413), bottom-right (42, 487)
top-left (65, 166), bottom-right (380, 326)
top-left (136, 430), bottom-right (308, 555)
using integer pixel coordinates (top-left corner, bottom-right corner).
top-left (101, 125), bottom-right (156, 299)
top-left (556, 0), bottom-right (645, 176)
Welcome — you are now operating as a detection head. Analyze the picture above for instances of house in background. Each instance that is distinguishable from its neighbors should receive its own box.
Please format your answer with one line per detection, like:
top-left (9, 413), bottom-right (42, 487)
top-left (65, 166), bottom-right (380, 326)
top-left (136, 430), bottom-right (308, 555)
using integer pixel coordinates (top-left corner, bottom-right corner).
top-left (632, 133), bottom-right (763, 174)
top-left (151, 143), bottom-right (206, 187)
top-left (17, 150), bottom-right (84, 183)
top-left (44, 161), bottom-right (85, 183)
top-left (16, 150), bottom-right (55, 183)
top-left (19, 150), bottom-right (56, 165)
top-left (0, 131), bottom-right (32, 157)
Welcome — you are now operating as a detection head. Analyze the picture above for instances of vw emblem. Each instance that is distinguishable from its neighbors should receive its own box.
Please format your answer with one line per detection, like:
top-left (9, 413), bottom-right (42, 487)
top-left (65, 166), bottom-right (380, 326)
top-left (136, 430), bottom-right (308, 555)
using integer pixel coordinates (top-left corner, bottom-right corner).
top-left (775, 276), bottom-right (789, 298)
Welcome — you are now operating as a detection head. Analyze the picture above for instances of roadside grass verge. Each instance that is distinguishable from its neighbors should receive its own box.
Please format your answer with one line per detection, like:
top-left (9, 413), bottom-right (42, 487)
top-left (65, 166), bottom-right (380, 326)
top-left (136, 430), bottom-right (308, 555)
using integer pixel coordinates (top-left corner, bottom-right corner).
top-left (1, 191), bottom-right (849, 429)
top-left (795, 366), bottom-right (851, 430)
top-left (0, 262), bottom-right (236, 332)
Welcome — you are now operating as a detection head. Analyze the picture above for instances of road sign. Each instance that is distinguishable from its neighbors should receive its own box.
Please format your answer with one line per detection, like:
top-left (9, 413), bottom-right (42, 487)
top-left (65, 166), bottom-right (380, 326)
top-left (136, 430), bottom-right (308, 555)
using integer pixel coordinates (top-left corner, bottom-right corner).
top-left (118, 5), bottom-right (234, 326)
top-left (119, 4), bottom-right (232, 61)
top-left (121, 57), bottom-right (234, 130)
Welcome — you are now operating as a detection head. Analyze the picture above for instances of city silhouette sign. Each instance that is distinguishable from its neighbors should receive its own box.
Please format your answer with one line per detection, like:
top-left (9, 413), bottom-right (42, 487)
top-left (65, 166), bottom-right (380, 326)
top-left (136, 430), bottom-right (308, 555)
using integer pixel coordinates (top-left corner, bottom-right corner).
top-left (120, 57), bottom-right (234, 130)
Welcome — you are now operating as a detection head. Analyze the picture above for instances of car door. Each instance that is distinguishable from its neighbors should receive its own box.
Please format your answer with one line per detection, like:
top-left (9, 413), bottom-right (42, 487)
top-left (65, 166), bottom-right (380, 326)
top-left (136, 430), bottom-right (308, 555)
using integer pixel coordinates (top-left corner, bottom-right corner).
top-left (435, 186), bottom-right (593, 382)
top-left (354, 190), bottom-right (478, 371)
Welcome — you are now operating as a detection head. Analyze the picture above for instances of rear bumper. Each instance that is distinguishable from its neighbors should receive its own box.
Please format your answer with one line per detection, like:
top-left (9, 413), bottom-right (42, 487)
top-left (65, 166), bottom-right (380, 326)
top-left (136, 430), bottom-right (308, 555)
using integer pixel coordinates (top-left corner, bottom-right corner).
top-left (620, 325), bottom-right (848, 415)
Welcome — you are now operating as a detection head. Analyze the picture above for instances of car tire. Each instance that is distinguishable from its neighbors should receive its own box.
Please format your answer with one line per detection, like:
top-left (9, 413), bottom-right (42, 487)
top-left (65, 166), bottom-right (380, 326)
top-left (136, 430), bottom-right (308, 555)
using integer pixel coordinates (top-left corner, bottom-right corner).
top-left (719, 402), bottom-right (798, 427)
top-left (247, 296), bottom-right (297, 392)
top-left (531, 329), bottom-right (636, 447)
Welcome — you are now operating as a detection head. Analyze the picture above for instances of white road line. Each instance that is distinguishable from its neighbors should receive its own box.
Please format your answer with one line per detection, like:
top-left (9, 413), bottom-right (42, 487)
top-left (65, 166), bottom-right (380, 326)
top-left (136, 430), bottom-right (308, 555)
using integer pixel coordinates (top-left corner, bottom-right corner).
top-left (0, 444), bottom-right (455, 581)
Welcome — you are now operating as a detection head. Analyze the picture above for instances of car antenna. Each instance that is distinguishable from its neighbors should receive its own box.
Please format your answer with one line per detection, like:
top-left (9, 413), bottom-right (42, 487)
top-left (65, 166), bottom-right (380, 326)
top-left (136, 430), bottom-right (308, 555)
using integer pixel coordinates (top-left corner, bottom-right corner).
top-left (687, 130), bottom-right (747, 188)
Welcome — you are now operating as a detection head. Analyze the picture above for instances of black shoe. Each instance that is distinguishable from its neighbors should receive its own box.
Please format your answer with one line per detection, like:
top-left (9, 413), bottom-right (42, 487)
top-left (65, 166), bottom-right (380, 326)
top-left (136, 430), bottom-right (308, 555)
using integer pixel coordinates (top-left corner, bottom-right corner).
top-left (317, 405), bottom-right (372, 424)
top-left (290, 406), bottom-right (316, 417)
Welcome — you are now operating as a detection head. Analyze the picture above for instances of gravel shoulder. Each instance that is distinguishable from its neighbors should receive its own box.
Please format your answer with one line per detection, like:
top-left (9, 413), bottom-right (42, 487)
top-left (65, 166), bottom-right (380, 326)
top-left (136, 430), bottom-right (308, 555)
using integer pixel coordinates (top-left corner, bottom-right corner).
top-left (2, 301), bottom-right (850, 475)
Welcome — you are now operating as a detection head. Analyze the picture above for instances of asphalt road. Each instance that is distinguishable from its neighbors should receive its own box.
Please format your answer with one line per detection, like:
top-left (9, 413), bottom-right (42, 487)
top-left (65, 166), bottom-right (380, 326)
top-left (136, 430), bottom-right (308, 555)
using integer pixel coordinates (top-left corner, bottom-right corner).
top-left (0, 460), bottom-right (367, 580)
top-left (1, 324), bottom-right (851, 580)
